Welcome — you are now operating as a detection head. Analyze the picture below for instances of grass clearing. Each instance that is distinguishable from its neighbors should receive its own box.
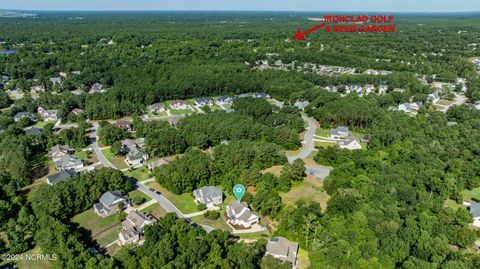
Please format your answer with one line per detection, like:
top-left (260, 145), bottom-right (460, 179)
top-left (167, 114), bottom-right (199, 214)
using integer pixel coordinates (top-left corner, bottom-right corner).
top-left (126, 166), bottom-right (151, 180)
top-left (461, 187), bottom-right (480, 201)
top-left (32, 121), bottom-right (50, 129)
top-left (14, 246), bottom-right (51, 269)
top-left (145, 182), bottom-right (198, 214)
top-left (298, 248), bottom-right (311, 269)
top-left (261, 165), bottom-right (283, 177)
top-left (72, 209), bottom-right (123, 247)
top-left (191, 214), bottom-right (231, 231)
top-left (315, 128), bottom-right (331, 138)
top-left (443, 199), bottom-right (463, 210)
top-left (128, 189), bottom-right (152, 204)
top-left (236, 230), bottom-right (271, 241)
top-left (281, 177), bottom-right (330, 212)
top-left (314, 140), bottom-right (336, 148)
top-left (101, 149), bottom-right (129, 169)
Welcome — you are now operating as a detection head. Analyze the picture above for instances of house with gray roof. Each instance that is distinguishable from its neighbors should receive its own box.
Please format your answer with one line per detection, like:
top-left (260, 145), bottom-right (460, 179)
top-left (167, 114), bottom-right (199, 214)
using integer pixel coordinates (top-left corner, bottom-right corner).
top-left (265, 237), bottom-right (299, 268)
top-left (38, 107), bottom-right (59, 121)
top-left (255, 92), bottom-right (270, 99)
top-left (472, 101), bottom-right (480, 110)
top-left (193, 186), bottom-right (223, 207)
top-left (125, 147), bottom-right (149, 168)
top-left (55, 154), bottom-right (84, 172)
top-left (48, 145), bottom-right (72, 161)
top-left (118, 211), bottom-right (157, 245)
top-left (94, 191), bottom-right (129, 217)
top-left (336, 136), bottom-right (362, 150)
top-left (14, 112), bottom-right (36, 122)
top-left (30, 85), bottom-right (45, 94)
top-left (90, 82), bottom-right (105, 93)
top-left (226, 201), bottom-right (259, 229)
top-left (216, 96), bottom-right (233, 106)
top-left (24, 127), bottom-right (43, 137)
top-left (470, 203), bottom-right (480, 228)
top-left (147, 158), bottom-right (170, 171)
top-left (47, 170), bottom-right (77, 186)
top-left (195, 97), bottom-right (214, 107)
top-left (330, 126), bottom-right (350, 139)
top-left (49, 77), bottom-right (62, 85)
top-left (148, 103), bottom-right (167, 113)
top-left (294, 100), bottom-right (309, 110)
top-left (1, 75), bottom-right (10, 82)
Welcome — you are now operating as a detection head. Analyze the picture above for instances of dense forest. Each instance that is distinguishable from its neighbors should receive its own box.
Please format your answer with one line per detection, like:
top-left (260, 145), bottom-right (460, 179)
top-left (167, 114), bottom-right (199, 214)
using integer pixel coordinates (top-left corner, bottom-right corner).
top-left (1, 11), bottom-right (480, 269)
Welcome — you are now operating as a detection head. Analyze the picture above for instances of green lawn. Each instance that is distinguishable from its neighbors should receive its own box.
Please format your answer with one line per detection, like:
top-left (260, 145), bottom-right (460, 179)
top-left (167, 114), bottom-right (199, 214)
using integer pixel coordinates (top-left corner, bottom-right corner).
top-left (126, 166), bottom-right (151, 180)
top-left (236, 231), bottom-right (271, 241)
top-left (443, 199), bottom-right (463, 210)
top-left (314, 140), bottom-right (336, 148)
top-left (73, 150), bottom-right (88, 159)
top-left (14, 246), bottom-right (51, 269)
top-left (145, 182), bottom-right (198, 214)
top-left (71, 209), bottom-right (123, 248)
top-left (101, 149), bottom-right (129, 169)
top-left (314, 129), bottom-right (331, 138)
top-left (190, 214), bottom-right (231, 231)
top-left (128, 189), bottom-right (152, 204)
top-left (280, 177), bottom-right (330, 212)
top-left (298, 248), bottom-right (311, 269)
top-left (140, 203), bottom-right (167, 218)
top-left (32, 121), bottom-right (50, 128)
top-left (169, 108), bottom-right (194, 115)
top-left (461, 187), bottom-right (480, 201)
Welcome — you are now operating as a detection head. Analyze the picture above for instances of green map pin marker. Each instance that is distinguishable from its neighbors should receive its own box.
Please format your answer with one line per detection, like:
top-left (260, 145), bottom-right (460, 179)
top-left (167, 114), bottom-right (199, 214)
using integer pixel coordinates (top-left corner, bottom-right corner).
top-left (233, 184), bottom-right (246, 202)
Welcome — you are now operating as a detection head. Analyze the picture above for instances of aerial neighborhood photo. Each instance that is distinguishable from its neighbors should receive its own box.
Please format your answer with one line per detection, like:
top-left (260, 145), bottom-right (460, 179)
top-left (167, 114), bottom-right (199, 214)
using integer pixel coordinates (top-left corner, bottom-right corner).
top-left (2, 0), bottom-right (480, 268)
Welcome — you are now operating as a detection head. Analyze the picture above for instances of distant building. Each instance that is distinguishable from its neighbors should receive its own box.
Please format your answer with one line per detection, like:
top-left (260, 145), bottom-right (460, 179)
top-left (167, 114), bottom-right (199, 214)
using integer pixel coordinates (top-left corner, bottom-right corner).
top-left (427, 93), bottom-right (441, 104)
top-left (49, 77), bottom-right (62, 85)
top-left (171, 100), bottom-right (188, 110)
top-left (216, 96), bottom-right (233, 106)
top-left (70, 108), bottom-right (84, 115)
top-left (115, 120), bottom-right (132, 131)
top-left (38, 107), bottom-right (59, 121)
top-left (1, 75), bottom-right (10, 82)
top-left (125, 147), bottom-right (149, 168)
top-left (336, 136), bottom-right (362, 150)
top-left (148, 103), bottom-right (167, 113)
top-left (48, 145), bottom-right (72, 161)
top-left (378, 85), bottom-right (388, 94)
top-left (24, 127), bottom-right (43, 137)
top-left (90, 82), bottom-right (105, 93)
top-left (398, 102), bottom-right (420, 114)
top-left (118, 211), bottom-right (157, 245)
top-left (472, 101), bottom-right (480, 110)
top-left (294, 100), bottom-right (309, 110)
top-left (254, 92), bottom-right (270, 99)
top-left (94, 191), bottom-right (129, 217)
top-left (225, 201), bottom-right (259, 229)
top-left (195, 98), bottom-right (214, 107)
top-left (193, 186), bottom-right (223, 207)
top-left (265, 237), bottom-right (299, 268)
top-left (14, 112), bottom-right (36, 122)
top-left (30, 85), bottom-right (45, 94)
top-left (147, 158), bottom-right (170, 171)
top-left (47, 170), bottom-right (77, 186)
top-left (55, 154), bottom-right (84, 172)
top-left (470, 203), bottom-right (480, 228)
top-left (330, 126), bottom-right (350, 139)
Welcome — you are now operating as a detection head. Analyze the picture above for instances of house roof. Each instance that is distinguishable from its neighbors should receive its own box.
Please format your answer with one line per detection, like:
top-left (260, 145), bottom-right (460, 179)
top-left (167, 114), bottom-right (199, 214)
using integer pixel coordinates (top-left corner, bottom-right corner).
top-left (116, 120), bottom-right (131, 130)
top-left (336, 136), bottom-right (360, 147)
top-left (217, 96), bottom-right (232, 102)
top-left (91, 82), bottom-right (103, 91)
top-left (99, 190), bottom-right (126, 207)
top-left (470, 203), bottom-right (480, 218)
top-left (127, 147), bottom-right (148, 161)
top-left (227, 200), bottom-right (257, 222)
top-left (14, 112), bottom-right (35, 120)
top-left (50, 77), bottom-right (62, 83)
top-left (172, 100), bottom-right (184, 106)
top-left (194, 186), bottom-right (222, 204)
top-left (47, 170), bottom-right (77, 185)
top-left (123, 211), bottom-right (156, 232)
top-left (24, 127), bottom-right (43, 136)
top-left (55, 154), bottom-right (82, 169)
top-left (266, 237), bottom-right (299, 264)
top-left (148, 158), bottom-right (170, 168)
top-left (195, 97), bottom-right (213, 103)
top-left (331, 126), bottom-right (349, 136)
top-left (48, 145), bottom-right (71, 157)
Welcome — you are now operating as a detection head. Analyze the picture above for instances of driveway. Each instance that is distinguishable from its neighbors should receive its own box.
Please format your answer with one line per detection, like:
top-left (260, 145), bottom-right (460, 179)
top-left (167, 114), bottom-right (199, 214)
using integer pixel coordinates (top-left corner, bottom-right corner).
top-left (305, 164), bottom-right (332, 179)
top-left (288, 115), bottom-right (317, 163)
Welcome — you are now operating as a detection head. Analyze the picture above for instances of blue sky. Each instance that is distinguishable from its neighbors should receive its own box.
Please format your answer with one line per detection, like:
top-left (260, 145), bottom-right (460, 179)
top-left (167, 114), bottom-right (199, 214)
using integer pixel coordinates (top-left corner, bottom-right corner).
top-left (1, 0), bottom-right (479, 12)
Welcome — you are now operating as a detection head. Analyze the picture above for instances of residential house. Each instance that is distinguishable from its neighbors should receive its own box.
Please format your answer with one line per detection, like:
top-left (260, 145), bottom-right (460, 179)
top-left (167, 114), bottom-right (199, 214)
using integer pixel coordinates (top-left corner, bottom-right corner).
top-left (125, 147), bottom-right (149, 168)
top-left (447, 121), bottom-right (458, 127)
top-left (38, 107), bottom-right (59, 121)
top-left (194, 98), bottom-right (214, 107)
top-left (46, 170), bottom-right (77, 186)
top-left (294, 101), bottom-right (310, 110)
top-left (118, 211), bottom-right (157, 245)
top-left (171, 100), bottom-right (188, 110)
top-left (225, 201), bottom-right (259, 229)
top-left (24, 127), bottom-right (43, 137)
top-left (55, 154), bottom-right (84, 172)
top-left (147, 158), bottom-right (170, 171)
top-left (364, 84), bottom-right (375, 95)
top-left (470, 203), bottom-right (480, 228)
top-left (255, 92), bottom-right (270, 99)
top-left (336, 136), bottom-right (362, 150)
top-left (398, 102), bottom-right (420, 114)
top-left (216, 96), bottom-right (233, 106)
top-left (115, 120), bottom-right (132, 131)
top-left (148, 103), bottom-right (167, 114)
top-left (14, 112), bottom-right (36, 122)
top-left (120, 138), bottom-right (145, 153)
top-left (90, 82), bottom-right (105, 93)
top-left (193, 186), bottom-right (223, 207)
top-left (325, 85), bottom-right (337, 92)
top-left (93, 191), bottom-right (129, 217)
top-left (30, 85), bottom-right (45, 94)
top-left (393, 88), bottom-right (406, 93)
top-left (265, 237), bottom-right (299, 268)
top-left (1, 75), bottom-right (10, 82)
top-left (49, 77), bottom-right (62, 85)
top-left (378, 85), bottom-right (388, 94)
top-left (330, 126), bottom-right (350, 139)
top-left (472, 101), bottom-right (480, 110)
top-left (48, 145), bottom-right (72, 161)
top-left (70, 108), bottom-right (84, 115)
top-left (427, 93), bottom-right (441, 104)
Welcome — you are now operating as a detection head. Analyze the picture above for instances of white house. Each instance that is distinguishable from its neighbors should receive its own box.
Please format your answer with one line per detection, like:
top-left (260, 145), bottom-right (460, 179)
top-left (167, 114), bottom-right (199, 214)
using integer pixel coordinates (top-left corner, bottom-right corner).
top-left (265, 237), bottom-right (299, 268)
top-left (470, 203), bottom-right (480, 228)
top-left (226, 201), bottom-right (259, 229)
top-left (54, 154), bottom-right (84, 172)
top-left (148, 103), bottom-right (167, 113)
top-left (193, 186), bottom-right (223, 207)
top-left (118, 211), bottom-right (157, 245)
top-left (194, 98), bottom-right (214, 107)
top-left (171, 100), bottom-right (188, 110)
top-left (38, 107), bottom-right (59, 121)
top-left (216, 96), bottom-right (233, 106)
top-left (378, 85), bottom-right (388, 95)
top-left (427, 93), bottom-right (441, 104)
top-left (330, 126), bottom-right (350, 139)
top-left (125, 147), bottom-right (149, 168)
top-left (472, 101), bottom-right (480, 110)
top-left (336, 136), bottom-right (362, 150)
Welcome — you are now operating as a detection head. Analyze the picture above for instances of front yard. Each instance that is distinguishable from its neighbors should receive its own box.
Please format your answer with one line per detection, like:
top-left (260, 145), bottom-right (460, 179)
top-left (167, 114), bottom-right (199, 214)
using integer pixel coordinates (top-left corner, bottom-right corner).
top-left (101, 148), bottom-right (129, 169)
top-left (145, 182), bottom-right (198, 214)
top-left (190, 213), bottom-right (231, 231)
top-left (128, 189), bottom-right (152, 204)
top-left (125, 166), bottom-right (151, 180)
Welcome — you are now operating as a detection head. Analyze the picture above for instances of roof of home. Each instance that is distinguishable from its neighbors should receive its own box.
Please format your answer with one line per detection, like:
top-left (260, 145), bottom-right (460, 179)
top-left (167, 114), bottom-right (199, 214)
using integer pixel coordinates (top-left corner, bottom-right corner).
top-left (24, 127), bottom-right (43, 136)
top-left (14, 112), bottom-right (35, 120)
top-left (266, 237), bottom-right (299, 264)
top-left (149, 158), bottom-right (170, 168)
top-left (48, 145), bottom-right (71, 156)
top-left (55, 154), bottom-right (82, 168)
top-left (227, 200), bottom-right (257, 222)
top-left (50, 77), bottom-right (62, 83)
top-left (194, 186), bottom-right (222, 204)
top-left (195, 97), bottom-right (213, 103)
top-left (99, 190), bottom-right (125, 207)
top-left (217, 96), bottom-right (232, 101)
top-left (127, 147), bottom-right (147, 161)
top-left (47, 170), bottom-right (77, 185)
top-left (172, 100), bottom-right (184, 105)
top-left (331, 126), bottom-right (349, 135)
top-left (336, 136), bottom-right (360, 147)
top-left (123, 211), bottom-right (156, 231)
top-left (470, 203), bottom-right (480, 218)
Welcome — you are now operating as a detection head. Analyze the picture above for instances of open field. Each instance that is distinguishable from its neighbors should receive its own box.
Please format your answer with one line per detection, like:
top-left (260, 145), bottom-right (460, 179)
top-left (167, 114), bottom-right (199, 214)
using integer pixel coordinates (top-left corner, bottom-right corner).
top-left (101, 148), bottom-right (129, 169)
top-left (71, 209), bottom-right (123, 247)
top-left (145, 182), bottom-right (198, 214)
top-left (14, 246), bottom-right (51, 269)
top-left (140, 203), bottom-right (167, 218)
top-left (281, 176), bottom-right (330, 212)
top-left (191, 214), bottom-right (231, 231)
top-left (298, 248), bottom-right (311, 269)
top-left (314, 140), bottom-right (336, 148)
top-left (126, 166), bottom-right (151, 180)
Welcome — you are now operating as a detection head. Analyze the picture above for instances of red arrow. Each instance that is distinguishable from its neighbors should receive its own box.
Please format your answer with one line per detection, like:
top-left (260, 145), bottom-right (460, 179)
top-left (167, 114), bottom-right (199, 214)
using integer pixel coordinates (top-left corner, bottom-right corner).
top-left (293, 23), bottom-right (326, 41)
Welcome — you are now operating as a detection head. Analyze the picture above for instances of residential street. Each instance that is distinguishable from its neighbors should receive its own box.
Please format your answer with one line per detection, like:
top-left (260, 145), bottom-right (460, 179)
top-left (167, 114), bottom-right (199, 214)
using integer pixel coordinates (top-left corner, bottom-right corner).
top-left (287, 115), bottom-right (317, 163)
top-left (89, 122), bottom-right (116, 169)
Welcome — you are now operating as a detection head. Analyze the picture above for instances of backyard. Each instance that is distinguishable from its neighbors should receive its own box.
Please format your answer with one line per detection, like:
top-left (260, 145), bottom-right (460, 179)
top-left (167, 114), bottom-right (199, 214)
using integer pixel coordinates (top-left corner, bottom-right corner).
top-left (71, 209), bottom-right (123, 248)
top-left (280, 176), bottom-right (330, 212)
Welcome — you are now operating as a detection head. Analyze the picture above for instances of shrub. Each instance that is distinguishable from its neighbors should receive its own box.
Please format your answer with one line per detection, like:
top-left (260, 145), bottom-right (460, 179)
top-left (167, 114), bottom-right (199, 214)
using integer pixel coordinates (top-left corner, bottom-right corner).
top-left (204, 210), bottom-right (220, 220)
top-left (131, 196), bottom-right (146, 205)
top-left (197, 203), bottom-right (207, 211)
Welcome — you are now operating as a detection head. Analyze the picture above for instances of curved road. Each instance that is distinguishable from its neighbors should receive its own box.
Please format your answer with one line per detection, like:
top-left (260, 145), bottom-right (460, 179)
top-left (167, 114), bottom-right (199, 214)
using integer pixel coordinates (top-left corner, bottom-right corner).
top-left (288, 115), bottom-right (317, 163)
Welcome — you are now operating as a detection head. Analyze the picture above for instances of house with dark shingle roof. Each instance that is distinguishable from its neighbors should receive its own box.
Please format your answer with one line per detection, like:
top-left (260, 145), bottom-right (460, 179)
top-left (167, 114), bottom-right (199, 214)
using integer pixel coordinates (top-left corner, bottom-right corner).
top-left (265, 237), bottom-right (299, 268)
top-left (94, 191), bottom-right (129, 217)
top-left (14, 112), bottom-right (36, 122)
top-left (47, 170), bottom-right (77, 186)
top-left (24, 127), bottom-right (43, 137)
top-left (49, 77), bottom-right (62, 85)
top-left (226, 201), bottom-right (259, 229)
top-left (147, 158), bottom-right (170, 171)
top-left (194, 186), bottom-right (223, 207)
top-left (90, 82), bottom-right (105, 93)
top-left (55, 154), bottom-right (84, 172)
top-left (330, 126), bottom-right (350, 139)
top-left (194, 97), bottom-right (213, 107)
top-left (125, 147), bottom-right (149, 168)
top-left (216, 96), bottom-right (233, 106)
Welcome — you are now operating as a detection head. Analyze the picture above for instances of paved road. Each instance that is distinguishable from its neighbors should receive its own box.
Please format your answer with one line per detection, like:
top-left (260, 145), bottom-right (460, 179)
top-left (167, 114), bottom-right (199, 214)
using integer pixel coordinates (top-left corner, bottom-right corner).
top-left (288, 115), bottom-right (317, 163)
top-left (89, 122), bottom-right (116, 169)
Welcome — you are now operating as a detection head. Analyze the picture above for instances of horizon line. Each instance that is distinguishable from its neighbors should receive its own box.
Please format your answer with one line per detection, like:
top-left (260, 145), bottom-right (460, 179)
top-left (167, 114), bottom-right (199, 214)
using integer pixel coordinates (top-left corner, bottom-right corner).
top-left (2, 9), bottom-right (480, 13)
